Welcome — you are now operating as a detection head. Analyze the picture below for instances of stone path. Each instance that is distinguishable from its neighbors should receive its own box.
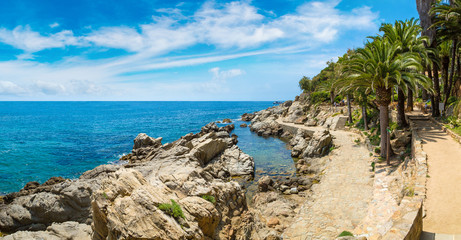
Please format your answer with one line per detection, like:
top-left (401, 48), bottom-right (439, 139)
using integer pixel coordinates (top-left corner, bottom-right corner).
top-left (412, 117), bottom-right (461, 235)
top-left (278, 121), bottom-right (374, 239)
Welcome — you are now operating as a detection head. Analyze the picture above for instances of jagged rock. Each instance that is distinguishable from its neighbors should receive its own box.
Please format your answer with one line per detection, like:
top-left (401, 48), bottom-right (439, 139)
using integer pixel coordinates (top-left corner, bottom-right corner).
top-left (222, 118), bottom-right (232, 123)
top-left (1, 222), bottom-right (91, 240)
top-left (240, 123), bottom-right (247, 128)
top-left (219, 124), bottom-right (235, 133)
top-left (201, 122), bottom-right (219, 133)
top-left (190, 139), bottom-right (228, 166)
top-left (258, 176), bottom-right (273, 192)
top-left (391, 130), bottom-right (412, 153)
top-left (241, 113), bottom-right (255, 121)
top-left (302, 130), bottom-right (333, 158)
top-left (133, 133), bottom-right (162, 149)
top-left (221, 146), bottom-right (254, 176)
top-left (0, 180), bottom-right (95, 233)
top-left (283, 100), bottom-right (293, 107)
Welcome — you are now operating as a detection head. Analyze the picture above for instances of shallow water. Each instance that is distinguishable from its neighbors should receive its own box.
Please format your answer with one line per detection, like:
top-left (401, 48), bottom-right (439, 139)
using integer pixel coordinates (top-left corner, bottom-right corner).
top-left (0, 101), bottom-right (294, 194)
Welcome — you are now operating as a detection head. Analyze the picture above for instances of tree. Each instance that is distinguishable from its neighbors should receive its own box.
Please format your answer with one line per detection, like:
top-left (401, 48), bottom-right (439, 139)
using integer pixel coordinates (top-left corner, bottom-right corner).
top-left (417, 0), bottom-right (441, 116)
top-left (299, 76), bottom-right (314, 93)
top-left (343, 38), bottom-right (431, 159)
top-left (431, 0), bottom-right (461, 115)
top-left (379, 18), bottom-right (431, 128)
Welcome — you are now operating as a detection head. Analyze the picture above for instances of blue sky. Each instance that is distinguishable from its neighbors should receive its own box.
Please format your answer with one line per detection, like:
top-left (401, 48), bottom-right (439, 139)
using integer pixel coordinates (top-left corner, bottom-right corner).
top-left (0, 0), bottom-right (418, 101)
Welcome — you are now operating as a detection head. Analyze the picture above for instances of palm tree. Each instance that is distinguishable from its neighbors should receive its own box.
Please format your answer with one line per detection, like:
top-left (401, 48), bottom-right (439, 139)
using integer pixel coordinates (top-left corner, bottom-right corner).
top-left (379, 18), bottom-right (431, 127)
top-left (343, 38), bottom-right (431, 159)
top-left (431, 0), bottom-right (461, 115)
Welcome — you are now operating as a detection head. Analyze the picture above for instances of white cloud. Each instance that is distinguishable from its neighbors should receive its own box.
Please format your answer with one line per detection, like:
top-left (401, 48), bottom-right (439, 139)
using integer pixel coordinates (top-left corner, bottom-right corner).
top-left (0, 81), bottom-right (27, 95)
top-left (49, 22), bottom-right (60, 28)
top-left (0, 26), bottom-right (83, 53)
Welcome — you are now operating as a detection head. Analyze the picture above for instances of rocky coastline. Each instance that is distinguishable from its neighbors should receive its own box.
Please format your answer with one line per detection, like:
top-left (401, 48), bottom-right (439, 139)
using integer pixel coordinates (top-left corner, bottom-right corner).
top-left (0, 94), bottom-right (350, 240)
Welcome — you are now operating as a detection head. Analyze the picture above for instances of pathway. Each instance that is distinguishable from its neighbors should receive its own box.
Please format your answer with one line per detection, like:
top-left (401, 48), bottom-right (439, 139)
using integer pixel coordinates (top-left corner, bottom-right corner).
top-left (411, 117), bottom-right (461, 237)
top-left (278, 121), bottom-right (374, 239)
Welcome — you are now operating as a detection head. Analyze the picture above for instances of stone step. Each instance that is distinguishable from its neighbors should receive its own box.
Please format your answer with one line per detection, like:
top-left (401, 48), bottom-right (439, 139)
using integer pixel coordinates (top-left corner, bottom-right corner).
top-left (421, 231), bottom-right (461, 240)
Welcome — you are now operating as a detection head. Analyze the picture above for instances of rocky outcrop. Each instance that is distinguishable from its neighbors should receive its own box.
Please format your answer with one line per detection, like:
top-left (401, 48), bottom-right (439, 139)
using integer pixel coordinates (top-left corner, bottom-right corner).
top-left (241, 113), bottom-right (255, 121)
top-left (302, 130), bottom-right (333, 158)
top-left (0, 120), bottom-right (255, 239)
top-left (1, 222), bottom-right (91, 240)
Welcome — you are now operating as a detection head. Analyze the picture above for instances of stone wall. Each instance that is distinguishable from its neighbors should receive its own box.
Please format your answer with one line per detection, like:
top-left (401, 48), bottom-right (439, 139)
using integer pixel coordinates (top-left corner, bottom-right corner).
top-left (430, 117), bottom-right (461, 143)
top-left (349, 123), bottom-right (427, 240)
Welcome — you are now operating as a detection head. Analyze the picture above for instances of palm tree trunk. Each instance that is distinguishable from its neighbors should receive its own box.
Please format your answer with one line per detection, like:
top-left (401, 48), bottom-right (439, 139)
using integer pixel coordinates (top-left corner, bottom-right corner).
top-left (397, 87), bottom-right (408, 128)
top-left (432, 63), bottom-right (441, 117)
top-left (347, 94), bottom-right (352, 123)
top-left (407, 89), bottom-right (414, 111)
top-left (443, 39), bottom-right (458, 114)
top-left (377, 87), bottom-right (392, 159)
top-left (330, 91), bottom-right (335, 105)
top-left (362, 104), bottom-right (368, 131)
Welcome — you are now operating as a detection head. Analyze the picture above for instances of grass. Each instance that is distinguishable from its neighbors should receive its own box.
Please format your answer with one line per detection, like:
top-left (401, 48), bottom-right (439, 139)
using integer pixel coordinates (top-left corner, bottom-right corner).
top-left (201, 195), bottom-right (216, 204)
top-left (102, 192), bottom-right (108, 199)
top-left (338, 231), bottom-right (354, 237)
top-left (371, 162), bottom-right (375, 172)
top-left (329, 145), bottom-right (335, 152)
top-left (354, 138), bottom-right (361, 145)
top-left (158, 199), bottom-right (185, 220)
top-left (404, 185), bottom-right (415, 197)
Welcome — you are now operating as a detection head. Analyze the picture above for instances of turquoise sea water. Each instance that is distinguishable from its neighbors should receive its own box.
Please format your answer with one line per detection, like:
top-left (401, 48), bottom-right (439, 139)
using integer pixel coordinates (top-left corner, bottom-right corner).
top-left (0, 101), bottom-right (295, 194)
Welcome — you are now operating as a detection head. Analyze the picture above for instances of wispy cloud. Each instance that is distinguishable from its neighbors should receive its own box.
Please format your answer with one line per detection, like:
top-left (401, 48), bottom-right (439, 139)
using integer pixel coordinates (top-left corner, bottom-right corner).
top-left (0, 0), bottom-right (379, 100)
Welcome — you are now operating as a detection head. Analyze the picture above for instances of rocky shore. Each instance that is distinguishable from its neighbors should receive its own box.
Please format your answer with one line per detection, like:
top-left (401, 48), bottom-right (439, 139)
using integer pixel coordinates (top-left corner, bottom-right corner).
top-left (0, 94), bottom-right (353, 239)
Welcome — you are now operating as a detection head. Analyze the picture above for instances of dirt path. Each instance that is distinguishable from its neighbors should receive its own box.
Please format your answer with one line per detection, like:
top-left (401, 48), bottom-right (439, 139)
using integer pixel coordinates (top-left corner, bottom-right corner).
top-left (278, 121), bottom-right (374, 239)
top-left (413, 119), bottom-right (461, 234)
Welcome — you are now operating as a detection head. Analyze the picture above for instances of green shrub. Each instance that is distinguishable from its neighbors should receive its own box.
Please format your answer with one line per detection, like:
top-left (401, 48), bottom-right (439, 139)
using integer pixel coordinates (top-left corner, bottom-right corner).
top-left (447, 96), bottom-right (457, 106)
top-left (371, 162), bottom-right (375, 172)
top-left (338, 231), bottom-right (354, 237)
top-left (374, 147), bottom-right (381, 154)
top-left (202, 195), bottom-right (216, 204)
top-left (334, 94), bottom-right (344, 103)
top-left (369, 135), bottom-right (380, 146)
top-left (158, 199), bottom-right (185, 220)
top-left (310, 91), bottom-right (330, 104)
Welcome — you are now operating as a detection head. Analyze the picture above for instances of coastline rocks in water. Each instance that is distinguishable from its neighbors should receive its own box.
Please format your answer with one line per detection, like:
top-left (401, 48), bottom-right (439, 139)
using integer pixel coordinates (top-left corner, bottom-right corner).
top-left (241, 113), bottom-right (255, 121)
top-left (240, 123), bottom-right (248, 128)
top-left (222, 118), bottom-right (232, 123)
top-left (201, 122), bottom-right (219, 133)
top-left (0, 221), bottom-right (91, 240)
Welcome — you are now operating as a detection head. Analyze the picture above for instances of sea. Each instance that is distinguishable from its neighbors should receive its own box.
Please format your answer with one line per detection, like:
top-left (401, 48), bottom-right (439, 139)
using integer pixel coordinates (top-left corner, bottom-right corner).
top-left (0, 101), bottom-right (295, 194)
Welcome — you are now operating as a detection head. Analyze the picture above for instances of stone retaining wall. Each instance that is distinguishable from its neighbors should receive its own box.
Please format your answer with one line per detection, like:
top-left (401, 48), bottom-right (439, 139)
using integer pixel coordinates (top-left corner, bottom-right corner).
top-left (348, 123), bottom-right (427, 240)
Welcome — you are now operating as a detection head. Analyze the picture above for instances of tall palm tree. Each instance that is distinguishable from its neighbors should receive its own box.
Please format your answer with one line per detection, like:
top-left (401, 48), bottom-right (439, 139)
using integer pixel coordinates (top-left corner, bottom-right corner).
top-left (379, 18), bottom-right (431, 128)
top-left (431, 0), bottom-right (461, 114)
top-left (343, 38), bottom-right (431, 159)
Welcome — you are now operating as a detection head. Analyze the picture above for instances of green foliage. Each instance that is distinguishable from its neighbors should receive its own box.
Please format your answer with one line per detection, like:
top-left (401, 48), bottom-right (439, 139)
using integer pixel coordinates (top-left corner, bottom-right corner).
top-left (371, 162), bottom-right (375, 172)
top-left (374, 147), bottom-right (381, 154)
top-left (310, 91), bottom-right (330, 104)
top-left (369, 135), bottom-right (381, 146)
top-left (447, 96), bottom-right (458, 106)
top-left (329, 145), bottom-right (335, 152)
top-left (389, 121), bottom-right (399, 132)
top-left (158, 199), bottom-right (185, 220)
top-left (201, 195), bottom-right (216, 204)
top-left (338, 231), bottom-right (354, 237)
top-left (404, 185), bottom-right (415, 197)
top-left (332, 112), bottom-right (341, 117)
top-left (334, 94), bottom-right (344, 103)
top-left (299, 76), bottom-right (313, 92)
top-left (354, 138), bottom-right (361, 144)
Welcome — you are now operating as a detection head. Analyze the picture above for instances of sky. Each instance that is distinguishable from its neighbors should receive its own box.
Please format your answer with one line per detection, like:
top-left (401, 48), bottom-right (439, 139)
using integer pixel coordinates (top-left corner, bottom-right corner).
top-left (0, 0), bottom-right (419, 101)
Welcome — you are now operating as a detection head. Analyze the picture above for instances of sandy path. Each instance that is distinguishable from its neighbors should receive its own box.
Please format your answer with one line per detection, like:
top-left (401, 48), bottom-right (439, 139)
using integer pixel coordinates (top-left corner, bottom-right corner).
top-left (414, 119), bottom-right (461, 234)
top-left (278, 121), bottom-right (374, 239)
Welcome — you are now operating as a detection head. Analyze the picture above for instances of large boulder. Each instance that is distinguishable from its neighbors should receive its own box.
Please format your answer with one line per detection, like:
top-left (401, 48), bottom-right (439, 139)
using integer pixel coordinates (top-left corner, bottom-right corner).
top-left (241, 113), bottom-right (255, 121)
top-left (220, 146), bottom-right (254, 176)
top-left (133, 133), bottom-right (162, 149)
top-left (190, 139), bottom-right (228, 166)
top-left (302, 130), bottom-right (333, 158)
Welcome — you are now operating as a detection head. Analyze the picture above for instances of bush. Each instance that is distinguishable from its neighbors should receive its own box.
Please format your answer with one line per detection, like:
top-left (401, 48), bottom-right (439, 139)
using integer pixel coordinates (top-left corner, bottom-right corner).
top-left (202, 195), bottom-right (216, 204)
top-left (158, 199), bottom-right (185, 220)
top-left (334, 94), bottom-right (344, 103)
top-left (447, 96), bottom-right (458, 106)
top-left (310, 91), bottom-right (330, 104)
top-left (338, 231), bottom-right (354, 237)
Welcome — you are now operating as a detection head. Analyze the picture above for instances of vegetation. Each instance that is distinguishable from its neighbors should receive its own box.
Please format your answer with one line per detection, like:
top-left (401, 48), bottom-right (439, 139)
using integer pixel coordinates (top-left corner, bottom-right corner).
top-left (338, 231), bottom-right (354, 237)
top-left (158, 199), bottom-right (185, 220)
top-left (298, 3), bottom-right (461, 162)
top-left (201, 195), bottom-right (216, 204)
